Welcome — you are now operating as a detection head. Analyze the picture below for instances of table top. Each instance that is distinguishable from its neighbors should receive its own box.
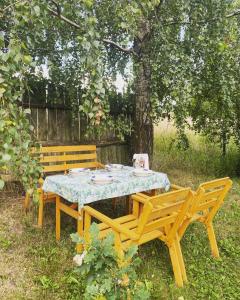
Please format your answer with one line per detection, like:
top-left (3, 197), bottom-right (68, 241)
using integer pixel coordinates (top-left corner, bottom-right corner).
top-left (42, 166), bottom-right (170, 207)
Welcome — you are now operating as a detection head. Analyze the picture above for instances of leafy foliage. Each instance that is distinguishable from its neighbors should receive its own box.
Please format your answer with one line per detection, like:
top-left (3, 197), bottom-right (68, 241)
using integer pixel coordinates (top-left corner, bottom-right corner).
top-left (1, 0), bottom-right (240, 189)
top-left (0, 18), bottom-right (42, 191)
top-left (71, 223), bottom-right (152, 300)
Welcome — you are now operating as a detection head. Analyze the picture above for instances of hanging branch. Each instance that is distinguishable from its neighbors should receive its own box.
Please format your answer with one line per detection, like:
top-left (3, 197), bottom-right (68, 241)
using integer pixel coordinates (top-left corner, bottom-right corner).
top-left (47, 1), bottom-right (135, 55)
top-left (102, 39), bottom-right (135, 54)
top-left (162, 9), bottom-right (240, 26)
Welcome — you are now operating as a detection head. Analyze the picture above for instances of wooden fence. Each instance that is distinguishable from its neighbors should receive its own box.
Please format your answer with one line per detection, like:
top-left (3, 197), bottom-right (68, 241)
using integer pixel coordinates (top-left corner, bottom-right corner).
top-left (25, 103), bottom-right (131, 165)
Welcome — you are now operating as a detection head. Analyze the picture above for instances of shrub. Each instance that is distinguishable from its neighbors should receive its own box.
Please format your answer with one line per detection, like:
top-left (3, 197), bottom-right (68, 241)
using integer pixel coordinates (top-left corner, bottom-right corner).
top-left (71, 223), bottom-right (152, 300)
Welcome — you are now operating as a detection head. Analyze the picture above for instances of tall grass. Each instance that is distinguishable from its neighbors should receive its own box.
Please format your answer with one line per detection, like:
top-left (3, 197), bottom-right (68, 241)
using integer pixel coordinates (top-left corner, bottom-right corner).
top-left (153, 123), bottom-right (239, 177)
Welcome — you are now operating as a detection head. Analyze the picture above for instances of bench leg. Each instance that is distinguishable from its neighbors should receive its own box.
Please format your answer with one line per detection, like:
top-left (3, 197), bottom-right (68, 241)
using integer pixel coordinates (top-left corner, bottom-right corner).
top-left (169, 242), bottom-right (183, 287)
top-left (56, 196), bottom-right (61, 241)
top-left (174, 237), bottom-right (187, 283)
top-left (206, 222), bottom-right (220, 258)
top-left (37, 196), bottom-right (44, 228)
top-left (24, 192), bottom-right (30, 211)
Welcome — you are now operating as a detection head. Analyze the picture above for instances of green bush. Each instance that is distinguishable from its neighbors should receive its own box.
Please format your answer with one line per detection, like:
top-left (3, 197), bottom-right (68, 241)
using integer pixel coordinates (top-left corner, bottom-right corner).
top-left (153, 131), bottom-right (239, 177)
top-left (71, 223), bottom-right (152, 300)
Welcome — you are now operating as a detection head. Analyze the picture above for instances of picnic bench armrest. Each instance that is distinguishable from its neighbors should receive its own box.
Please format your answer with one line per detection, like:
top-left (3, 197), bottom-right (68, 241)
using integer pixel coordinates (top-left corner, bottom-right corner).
top-left (84, 206), bottom-right (139, 241)
top-left (171, 184), bottom-right (185, 190)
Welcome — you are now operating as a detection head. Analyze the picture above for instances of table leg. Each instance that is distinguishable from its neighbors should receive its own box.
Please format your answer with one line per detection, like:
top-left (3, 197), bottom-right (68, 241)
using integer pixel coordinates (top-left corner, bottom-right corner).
top-left (151, 189), bottom-right (157, 196)
top-left (56, 196), bottom-right (61, 241)
top-left (76, 208), bottom-right (84, 253)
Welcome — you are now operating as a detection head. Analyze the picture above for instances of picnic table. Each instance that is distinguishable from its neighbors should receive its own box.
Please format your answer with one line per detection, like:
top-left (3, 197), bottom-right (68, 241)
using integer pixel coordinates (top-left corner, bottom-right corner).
top-left (42, 166), bottom-right (170, 246)
top-left (42, 166), bottom-right (170, 206)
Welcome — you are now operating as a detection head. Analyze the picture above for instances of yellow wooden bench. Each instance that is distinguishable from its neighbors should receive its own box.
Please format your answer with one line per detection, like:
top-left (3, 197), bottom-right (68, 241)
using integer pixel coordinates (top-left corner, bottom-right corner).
top-left (24, 145), bottom-right (104, 227)
top-left (178, 177), bottom-right (232, 258)
top-left (83, 188), bottom-right (194, 287)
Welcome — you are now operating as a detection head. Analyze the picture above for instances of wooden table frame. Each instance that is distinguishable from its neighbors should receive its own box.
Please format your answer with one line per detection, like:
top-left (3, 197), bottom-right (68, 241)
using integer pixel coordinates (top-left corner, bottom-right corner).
top-left (55, 188), bottom-right (158, 252)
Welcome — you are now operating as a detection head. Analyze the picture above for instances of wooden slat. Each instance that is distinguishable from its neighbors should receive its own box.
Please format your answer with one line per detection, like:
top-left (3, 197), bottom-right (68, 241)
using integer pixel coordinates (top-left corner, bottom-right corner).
top-left (198, 199), bottom-right (218, 211)
top-left (43, 161), bottom-right (99, 173)
top-left (99, 220), bottom-right (139, 241)
top-left (40, 153), bottom-right (97, 163)
top-left (149, 201), bottom-right (184, 221)
top-left (100, 219), bottom-right (138, 237)
top-left (138, 230), bottom-right (165, 245)
top-left (33, 145), bottom-right (96, 153)
top-left (98, 214), bottom-right (136, 231)
top-left (199, 178), bottom-right (230, 190)
top-left (59, 202), bottom-right (79, 219)
top-left (201, 188), bottom-right (224, 201)
top-left (143, 214), bottom-right (177, 234)
top-left (150, 189), bottom-right (190, 206)
top-left (84, 206), bottom-right (139, 240)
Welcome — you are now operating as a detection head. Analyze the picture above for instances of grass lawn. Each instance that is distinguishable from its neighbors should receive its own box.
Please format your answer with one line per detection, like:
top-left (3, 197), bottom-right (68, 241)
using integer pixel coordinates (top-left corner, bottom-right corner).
top-left (0, 130), bottom-right (240, 299)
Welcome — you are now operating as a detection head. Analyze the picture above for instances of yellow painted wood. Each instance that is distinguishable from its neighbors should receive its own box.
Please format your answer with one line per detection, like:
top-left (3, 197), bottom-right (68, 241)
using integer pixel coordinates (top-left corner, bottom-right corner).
top-left (206, 222), bottom-right (220, 258)
top-left (148, 202), bottom-right (183, 221)
top-left (171, 184), bottom-right (185, 190)
top-left (56, 196), bottom-right (61, 241)
top-left (177, 177), bottom-right (232, 259)
top-left (28, 144), bottom-right (103, 231)
top-left (76, 208), bottom-right (84, 253)
top-left (43, 161), bottom-right (100, 173)
top-left (37, 189), bottom-right (44, 228)
top-left (169, 242), bottom-right (183, 287)
top-left (174, 236), bottom-right (187, 283)
top-left (98, 214), bottom-right (136, 231)
top-left (199, 177), bottom-right (230, 190)
top-left (84, 211), bottom-right (91, 244)
top-left (59, 202), bottom-right (79, 219)
top-left (40, 153), bottom-right (97, 163)
top-left (36, 145), bottom-right (96, 153)
top-left (83, 188), bottom-right (195, 287)
top-left (24, 192), bottom-right (30, 210)
top-left (143, 214), bottom-right (177, 234)
top-left (84, 206), bottom-right (139, 241)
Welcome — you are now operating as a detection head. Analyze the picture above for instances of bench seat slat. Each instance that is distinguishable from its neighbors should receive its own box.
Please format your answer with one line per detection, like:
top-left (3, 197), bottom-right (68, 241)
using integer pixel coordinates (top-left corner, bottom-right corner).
top-left (33, 145), bottom-right (96, 153)
top-left (43, 161), bottom-right (100, 172)
top-left (40, 153), bottom-right (97, 163)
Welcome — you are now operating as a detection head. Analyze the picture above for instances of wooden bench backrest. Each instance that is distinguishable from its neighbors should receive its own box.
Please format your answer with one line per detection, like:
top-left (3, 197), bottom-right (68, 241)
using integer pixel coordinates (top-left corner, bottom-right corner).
top-left (33, 145), bottom-right (101, 174)
top-left (133, 188), bottom-right (194, 240)
top-left (192, 177), bottom-right (232, 221)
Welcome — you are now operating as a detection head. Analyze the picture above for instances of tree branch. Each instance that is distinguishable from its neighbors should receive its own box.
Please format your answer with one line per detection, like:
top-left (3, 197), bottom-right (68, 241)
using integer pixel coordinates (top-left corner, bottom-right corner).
top-left (162, 9), bottom-right (240, 26)
top-left (102, 39), bottom-right (135, 55)
top-left (47, 7), bottom-right (81, 30)
top-left (47, 3), bottom-right (135, 55)
top-left (1, 0), bottom-right (27, 12)
top-left (227, 9), bottom-right (240, 18)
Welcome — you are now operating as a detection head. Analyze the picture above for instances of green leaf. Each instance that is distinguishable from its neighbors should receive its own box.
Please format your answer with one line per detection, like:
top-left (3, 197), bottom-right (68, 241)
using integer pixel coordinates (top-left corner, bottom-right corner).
top-left (88, 112), bottom-right (94, 119)
top-left (2, 154), bottom-right (11, 162)
top-left (70, 233), bottom-right (84, 244)
top-left (23, 55), bottom-right (32, 64)
top-left (33, 5), bottom-right (40, 16)
top-left (125, 245), bottom-right (138, 260)
top-left (24, 108), bottom-right (31, 114)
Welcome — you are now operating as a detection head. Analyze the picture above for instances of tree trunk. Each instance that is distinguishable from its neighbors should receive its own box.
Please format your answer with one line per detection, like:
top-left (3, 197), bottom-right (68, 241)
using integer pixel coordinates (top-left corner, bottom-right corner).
top-left (132, 19), bottom-right (153, 163)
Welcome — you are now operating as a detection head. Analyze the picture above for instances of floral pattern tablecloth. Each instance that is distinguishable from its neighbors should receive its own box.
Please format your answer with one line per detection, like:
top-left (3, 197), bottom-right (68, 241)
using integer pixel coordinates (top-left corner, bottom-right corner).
top-left (42, 166), bottom-right (170, 207)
